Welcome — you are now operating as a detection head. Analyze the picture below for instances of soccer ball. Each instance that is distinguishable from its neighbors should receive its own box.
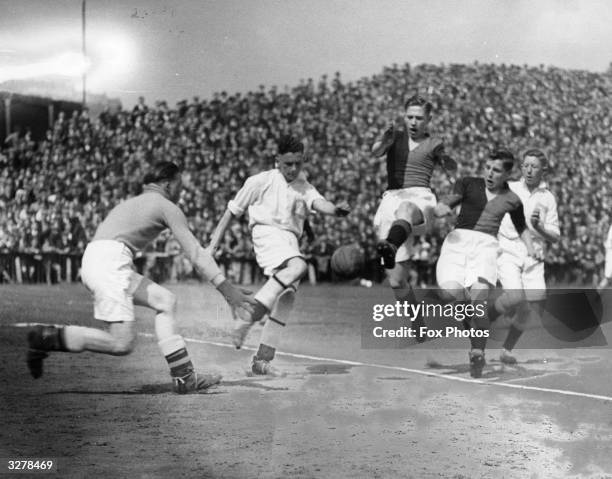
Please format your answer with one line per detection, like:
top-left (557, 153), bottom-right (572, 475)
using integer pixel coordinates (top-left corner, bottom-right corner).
top-left (330, 244), bottom-right (365, 279)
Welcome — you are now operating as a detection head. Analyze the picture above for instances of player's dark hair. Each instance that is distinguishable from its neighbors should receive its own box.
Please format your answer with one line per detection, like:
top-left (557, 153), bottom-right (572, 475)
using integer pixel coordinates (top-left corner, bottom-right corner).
top-left (277, 135), bottom-right (304, 155)
top-left (143, 161), bottom-right (181, 185)
top-left (404, 94), bottom-right (432, 116)
top-left (522, 148), bottom-right (548, 169)
top-left (489, 148), bottom-right (515, 171)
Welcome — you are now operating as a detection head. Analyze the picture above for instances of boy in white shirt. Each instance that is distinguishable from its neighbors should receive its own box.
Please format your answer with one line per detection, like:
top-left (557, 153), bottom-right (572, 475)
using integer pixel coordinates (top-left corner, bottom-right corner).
top-left (494, 149), bottom-right (560, 363)
top-left (209, 135), bottom-right (350, 375)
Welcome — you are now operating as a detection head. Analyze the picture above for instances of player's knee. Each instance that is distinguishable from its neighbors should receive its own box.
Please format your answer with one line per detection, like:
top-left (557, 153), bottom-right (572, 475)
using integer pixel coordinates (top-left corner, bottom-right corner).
top-left (112, 338), bottom-right (135, 356)
top-left (438, 283), bottom-right (465, 302)
top-left (387, 273), bottom-right (406, 290)
top-left (157, 291), bottom-right (177, 315)
top-left (110, 330), bottom-right (136, 356)
top-left (283, 257), bottom-right (308, 281)
top-left (397, 202), bottom-right (424, 226)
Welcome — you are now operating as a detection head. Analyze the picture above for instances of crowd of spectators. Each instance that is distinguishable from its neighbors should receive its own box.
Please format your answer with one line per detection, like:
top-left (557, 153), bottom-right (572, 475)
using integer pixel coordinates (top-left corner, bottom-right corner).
top-left (1, 62), bottom-right (611, 285)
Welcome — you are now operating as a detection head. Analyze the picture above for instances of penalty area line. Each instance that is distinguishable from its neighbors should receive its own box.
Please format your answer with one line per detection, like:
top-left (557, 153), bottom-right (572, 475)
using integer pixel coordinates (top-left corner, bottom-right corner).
top-left (141, 332), bottom-right (612, 404)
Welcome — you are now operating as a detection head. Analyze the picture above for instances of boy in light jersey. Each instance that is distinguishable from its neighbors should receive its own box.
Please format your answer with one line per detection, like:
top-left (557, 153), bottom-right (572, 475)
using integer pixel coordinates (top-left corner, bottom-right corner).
top-left (435, 148), bottom-right (540, 378)
top-left (26, 162), bottom-right (256, 394)
top-left (493, 149), bottom-right (560, 363)
top-left (208, 135), bottom-right (350, 375)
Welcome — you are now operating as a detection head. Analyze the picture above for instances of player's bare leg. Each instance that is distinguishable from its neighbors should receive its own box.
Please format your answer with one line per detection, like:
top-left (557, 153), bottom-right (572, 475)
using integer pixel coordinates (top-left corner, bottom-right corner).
top-left (467, 281), bottom-right (492, 378)
top-left (387, 262), bottom-right (426, 342)
top-left (500, 300), bottom-right (543, 364)
top-left (250, 283), bottom-right (298, 376)
top-left (376, 201), bottom-right (423, 269)
top-left (487, 288), bottom-right (527, 364)
top-left (27, 322), bottom-right (136, 379)
top-left (232, 257), bottom-right (306, 349)
top-left (131, 277), bottom-right (221, 393)
top-left (425, 282), bottom-right (467, 368)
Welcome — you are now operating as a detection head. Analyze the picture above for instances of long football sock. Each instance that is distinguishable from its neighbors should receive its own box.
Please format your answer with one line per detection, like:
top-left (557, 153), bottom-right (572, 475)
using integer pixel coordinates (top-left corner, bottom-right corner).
top-left (159, 335), bottom-right (194, 378)
top-left (503, 325), bottom-right (523, 352)
top-left (386, 220), bottom-right (412, 248)
top-left (257, 287), bottom-right (295, 360)
top-left (470, 300), bottom-right (489, 351)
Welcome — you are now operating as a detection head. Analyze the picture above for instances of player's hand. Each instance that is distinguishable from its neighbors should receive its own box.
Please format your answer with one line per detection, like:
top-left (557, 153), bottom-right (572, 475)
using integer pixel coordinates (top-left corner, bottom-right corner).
top-left (530, 209), bottom-right (542, 230)
top-left (334, 201), bottom-right (351, 217)
top-left (434, 203), bottom-right (452, 217)
top-left (216, 280), bottom-right (256, 320)
top-left (380, 123), bottom-right (396, 146)
top-left (528, 250), bottom-right (544, 263)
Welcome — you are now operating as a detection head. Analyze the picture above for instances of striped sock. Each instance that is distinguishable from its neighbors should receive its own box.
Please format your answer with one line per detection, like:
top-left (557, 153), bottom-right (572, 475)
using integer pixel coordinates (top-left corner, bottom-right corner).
top-left (159, 335), bottom-right (193, 378)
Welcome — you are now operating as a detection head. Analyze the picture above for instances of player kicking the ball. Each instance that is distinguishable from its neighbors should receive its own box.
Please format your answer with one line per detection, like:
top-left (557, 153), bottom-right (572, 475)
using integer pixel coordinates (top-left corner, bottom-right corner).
top-left (371, 95), bottom-right (456, 337)
top-left (492, 149), bottom-right (560, 364)
top-left (208, 135), bottom-right (350, 376)
top-left (434, 148), bottom-right (540, 378)
top-left (26, 162), bottom-right (256, 394)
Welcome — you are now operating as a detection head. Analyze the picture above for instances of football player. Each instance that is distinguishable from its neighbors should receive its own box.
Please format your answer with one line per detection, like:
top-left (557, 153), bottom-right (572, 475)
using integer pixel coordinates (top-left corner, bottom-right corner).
top-left (26, 161), bottom-right (256, 394)
top-left (208, 135), bottom-right (350, 375)
top-left (493, 149), bottom-right (560, 364)
top-left (435, 148), bottom-right (541, 377)
top-left (371, 94), bottom-right (456, 337)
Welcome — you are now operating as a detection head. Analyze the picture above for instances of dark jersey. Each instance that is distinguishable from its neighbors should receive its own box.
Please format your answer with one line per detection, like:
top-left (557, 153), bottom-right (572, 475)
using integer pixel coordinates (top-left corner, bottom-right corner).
top-left (385, 128), bottom-right (445, 190)
top-left (452, 177), bottom-right (526, 237)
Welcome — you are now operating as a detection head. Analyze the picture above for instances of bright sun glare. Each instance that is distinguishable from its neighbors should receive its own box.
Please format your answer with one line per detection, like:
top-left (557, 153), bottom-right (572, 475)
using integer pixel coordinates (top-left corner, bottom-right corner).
top-left (0, 28), bottom-right (135, 93)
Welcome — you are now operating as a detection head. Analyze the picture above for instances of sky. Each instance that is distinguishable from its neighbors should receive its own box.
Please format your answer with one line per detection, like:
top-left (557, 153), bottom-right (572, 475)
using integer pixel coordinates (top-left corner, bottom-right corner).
top-left (0, 0), bottom-right (611, 108)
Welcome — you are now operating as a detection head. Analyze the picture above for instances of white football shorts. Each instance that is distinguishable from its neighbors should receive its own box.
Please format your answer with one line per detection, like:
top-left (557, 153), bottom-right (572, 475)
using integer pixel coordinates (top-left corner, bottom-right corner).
top-left (81, 240), bottom-right (143, 322)
top-left (436, 229), bottom-right (498, 289)
top-left (497, 236), bottom-right (546, 301)
top-left (251, 225), bottom-right (303, 276)
top-left (373, 187), bottom-right (437, 263)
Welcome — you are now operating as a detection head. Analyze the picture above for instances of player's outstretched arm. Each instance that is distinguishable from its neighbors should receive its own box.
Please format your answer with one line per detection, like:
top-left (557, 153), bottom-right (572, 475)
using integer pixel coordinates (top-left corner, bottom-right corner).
top-left (208, 209), bottom-right (234, 252)
top-left (371, 123), bottom-right (396, 157)
top-left (163, 204), bottom-right (256, 317)
top-left (312, 198), bottom-right (350, 217)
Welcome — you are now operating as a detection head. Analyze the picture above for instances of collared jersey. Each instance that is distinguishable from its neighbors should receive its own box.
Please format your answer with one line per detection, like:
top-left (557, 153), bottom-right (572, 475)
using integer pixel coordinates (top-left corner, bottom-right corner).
top-left (93, 185), bottom-right (202, 263)
top-left (228, 169), bottom-right (324, 236)
top-left (453, 177), bottom-right (526, 238)
top-left (498, 179), bottom-right (560, 250)
top-left (385, 128), bottom-right (445, 190)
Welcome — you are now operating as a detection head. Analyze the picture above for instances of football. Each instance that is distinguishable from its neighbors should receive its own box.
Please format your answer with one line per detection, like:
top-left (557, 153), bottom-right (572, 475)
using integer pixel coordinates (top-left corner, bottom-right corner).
top-left (330, 244), bottom-right (365, 278)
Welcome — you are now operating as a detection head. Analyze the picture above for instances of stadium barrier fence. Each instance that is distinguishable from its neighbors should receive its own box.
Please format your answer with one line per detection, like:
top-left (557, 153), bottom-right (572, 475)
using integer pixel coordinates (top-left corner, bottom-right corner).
top-left (0, 252), bottom-right (593, 287)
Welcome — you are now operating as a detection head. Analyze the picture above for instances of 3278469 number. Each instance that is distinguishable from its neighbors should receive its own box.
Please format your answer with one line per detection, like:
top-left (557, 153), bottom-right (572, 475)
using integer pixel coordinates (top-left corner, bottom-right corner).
top-left (2, 458), bottom-right (57, 474)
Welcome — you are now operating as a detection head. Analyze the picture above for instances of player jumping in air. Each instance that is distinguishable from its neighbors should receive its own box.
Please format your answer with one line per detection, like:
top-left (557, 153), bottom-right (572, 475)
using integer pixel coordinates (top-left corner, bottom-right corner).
top-left (208, 135), bottom-right (350, 376)
top-left (493, 149), bottom-right (560, 364)
top-left (26, 162), bottom-right (256, 394)
top-left (371, 95), bottom-right (456, 336)
top-left (434, 148), bottom-right (540, 378)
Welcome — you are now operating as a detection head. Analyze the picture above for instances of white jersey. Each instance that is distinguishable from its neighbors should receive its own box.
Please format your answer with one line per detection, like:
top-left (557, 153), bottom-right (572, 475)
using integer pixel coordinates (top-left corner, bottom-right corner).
top-left (605, 225), bottom-right (612, 251)
top-left (228, 169), bottom-right (324, 237)
top-left (498, 179), bottom-right (560, 255)
top-left (605, 225), bottom-right (612, 279)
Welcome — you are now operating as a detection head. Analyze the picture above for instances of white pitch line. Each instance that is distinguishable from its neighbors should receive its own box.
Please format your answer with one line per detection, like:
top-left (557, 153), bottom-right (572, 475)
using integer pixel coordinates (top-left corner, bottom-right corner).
top-left (141, 332), bottom-right (612, 404)
top-left (13, 325), bottom-right (612, 404)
